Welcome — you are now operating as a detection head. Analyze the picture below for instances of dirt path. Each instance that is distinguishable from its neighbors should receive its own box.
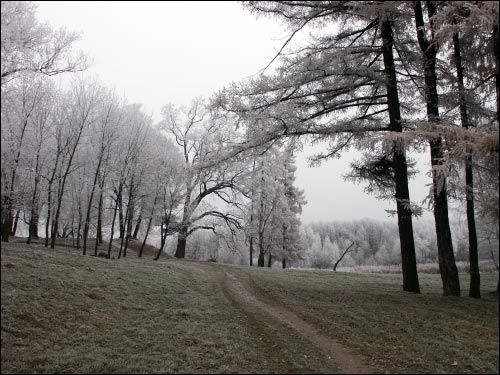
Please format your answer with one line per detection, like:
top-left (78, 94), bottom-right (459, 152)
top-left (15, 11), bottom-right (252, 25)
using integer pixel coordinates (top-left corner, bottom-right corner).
top-left (222, 271), bottom-right (372, 374)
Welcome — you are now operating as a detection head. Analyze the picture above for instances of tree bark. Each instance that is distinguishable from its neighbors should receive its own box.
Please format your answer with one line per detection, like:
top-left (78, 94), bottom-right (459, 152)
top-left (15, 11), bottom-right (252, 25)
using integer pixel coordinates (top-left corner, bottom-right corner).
top-left (155, 215), bottom-right (170, 260)
top-left (267, 253), bottom-right (272, 267)
top-left (380, 17), bottom-right (420, 293)
top-left (118, 191), bottom-right (124, 239)
top-left (44, 148), bottom-right (61, 247)
top-left (257, 252), bottom-right (265, 267)
top-left (132, 211), bottom-right (142, 239)
top-left (139, 192), bottom-right (157, 258)
top-left (27, 191), bottom-right (39, 243)
top-left (44, 191), bottom-right (52, 247)
top-left (175, 225), bottom-right (188, 259)
top-left (96, 188), bottom-right (104, 245)
top-left (51, 123), bottom-right (86, 249)
top-left (249, 237), bottom-right (254, 266)
top-left (453, 31), bottom-right (480, 298)
top-left (76, 201), bottom-right (82, 250)
top-left (282, 258), bottom-right (286, 269)
top-left (494, 17), bottom-right (500, 125)
top-left (333, 241), bottom-right (356, 272)
top-left (123, 187), bottom-right (135, 258)
top-left (2, 116), bottom-right (29, 242)
top-left (83, 156), bottom-right (103, 255)
top-left (11, 210), bottom-right (20, 237)
top-left (414, 0), bottom-right (460, 296)
top-left (107, 193), bottom-right (119, 258)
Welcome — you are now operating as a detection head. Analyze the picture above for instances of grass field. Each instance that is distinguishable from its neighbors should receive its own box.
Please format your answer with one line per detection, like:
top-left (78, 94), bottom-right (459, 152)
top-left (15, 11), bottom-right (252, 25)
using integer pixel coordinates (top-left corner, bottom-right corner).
top-left (1, 241), bottom-right (498, 373)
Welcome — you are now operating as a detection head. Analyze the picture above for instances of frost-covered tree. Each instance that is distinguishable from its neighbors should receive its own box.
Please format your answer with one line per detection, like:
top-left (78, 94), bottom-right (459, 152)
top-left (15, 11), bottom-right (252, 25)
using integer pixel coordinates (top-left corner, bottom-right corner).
top-left (159, 99), bottom-right (247, 259)
top-left (1, 1), bottom-right (87, 85)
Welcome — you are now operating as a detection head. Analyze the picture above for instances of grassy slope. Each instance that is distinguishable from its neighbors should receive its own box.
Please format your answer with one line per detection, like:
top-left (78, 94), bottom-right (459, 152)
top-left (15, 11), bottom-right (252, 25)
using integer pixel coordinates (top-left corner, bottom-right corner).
top-left (0, 242), bottom-right (330, 374)
top-left (1, 242), bottom-right (498, 373)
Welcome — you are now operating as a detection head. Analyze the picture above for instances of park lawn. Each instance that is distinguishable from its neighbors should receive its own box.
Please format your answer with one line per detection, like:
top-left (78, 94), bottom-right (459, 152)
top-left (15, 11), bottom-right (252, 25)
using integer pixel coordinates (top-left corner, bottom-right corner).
top-left (1, 241), bottom-right (498, 373)
top-left (241, 266), bottom-right (499, 373)
top-left (0, 242), bottom-right (330, 374)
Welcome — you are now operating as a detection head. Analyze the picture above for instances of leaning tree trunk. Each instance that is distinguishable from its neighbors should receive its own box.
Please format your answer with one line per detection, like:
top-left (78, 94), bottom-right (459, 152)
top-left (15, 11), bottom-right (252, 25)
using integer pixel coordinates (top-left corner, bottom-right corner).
top-left (414, 0), bottom-right (460, 296)
top-left (11, 210), bottom-right (20, 237)
top-left (83, 156), bottom-right (103, 255)
top-left (155, 216), bottom-right (170, 260)
top-left (381, 18), bottom-right (420, 293)
top-left (453, 31), bottom-right (480, 298)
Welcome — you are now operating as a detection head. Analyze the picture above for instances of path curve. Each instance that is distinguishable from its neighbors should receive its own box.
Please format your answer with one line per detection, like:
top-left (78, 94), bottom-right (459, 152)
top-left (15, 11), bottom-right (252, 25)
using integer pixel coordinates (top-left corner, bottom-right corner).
top-left (222, 271), bottom-right (373, 374)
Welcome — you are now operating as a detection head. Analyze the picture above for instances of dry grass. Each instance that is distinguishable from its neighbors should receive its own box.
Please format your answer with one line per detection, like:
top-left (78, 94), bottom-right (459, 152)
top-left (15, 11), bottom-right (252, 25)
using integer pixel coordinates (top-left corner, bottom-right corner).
top-left (1, 241), bottom-right (498, 373)
top-left (1, 242), bottom-right (335, 373)
top-left (237, 265), bottom-right (499, 373)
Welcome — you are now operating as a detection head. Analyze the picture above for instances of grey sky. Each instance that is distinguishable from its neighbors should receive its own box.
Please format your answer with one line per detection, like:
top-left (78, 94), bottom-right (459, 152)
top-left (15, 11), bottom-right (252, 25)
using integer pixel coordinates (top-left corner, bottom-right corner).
top-left (35, 1), bottom-right (434, 223)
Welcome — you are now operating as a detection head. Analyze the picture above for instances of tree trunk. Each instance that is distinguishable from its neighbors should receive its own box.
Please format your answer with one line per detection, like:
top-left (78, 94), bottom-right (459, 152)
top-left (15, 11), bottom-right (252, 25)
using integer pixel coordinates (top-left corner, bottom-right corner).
top-left (139, 192), bottom-right (158, 258)
top-left (11, 210), bottom-right (20, 237)
top-left (51, 126), bottom-right (85, 249)
top-left (175, 225), bottom-right (188, 259)
top-left (139, 216), bottom-right (153, 258)
top-left (123, 190), bottom-right (135, 258)
top-left (249, 237), bottom-right (254, 266)
top-left (267, 253), bottom-right (272, 267)
top-left (44, 188), bottom-right (52, 247)
top-left (494, 17), bottom-right (499, 125)
top-left (118, 191), bottom-right (124, 239)
top-left (27, 201), bottom-right (39, 243)
top-left (453, 31), bottom-right (480, 298)
top-left (76, 202), bottom-right (82, 250)
top-left (107, 194), bottom-right (119, 258)
top-left (257, 252), bottom-right (265, 267)
top-left (96, 188), bottom-right (103, 245)
top-left (133, 212), bottom-right (142, 240)
top-left (282, 258), bottom-right (286, 269)
top-left (83, 155), bottom-right (103, 255)
top-left (414, 0), bottom-right (460, 296)
top-left (28, 149), bottom-right (43, 244)
top-left (1, 208), bottom-right (13, 242)
top-left (44, 148), bottom-right (61, 247)
top-left (2, 117), bottom-right (29, 242)
top-left (381, 18), bottom-right (420, 293)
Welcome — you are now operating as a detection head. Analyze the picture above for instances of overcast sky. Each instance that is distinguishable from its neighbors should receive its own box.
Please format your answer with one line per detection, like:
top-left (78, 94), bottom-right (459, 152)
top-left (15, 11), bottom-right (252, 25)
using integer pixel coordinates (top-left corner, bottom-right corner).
top-left (35, 1), bottom-right (435, 223)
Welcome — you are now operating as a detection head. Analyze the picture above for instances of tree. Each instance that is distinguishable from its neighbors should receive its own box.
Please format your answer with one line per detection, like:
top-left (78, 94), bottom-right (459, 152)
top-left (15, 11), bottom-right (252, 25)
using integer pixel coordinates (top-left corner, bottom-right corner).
top-left (1, 1), bottom-right (87, 85)
top-left (49, 78), bottom-right (100, 249)
top-left (214, 1), bottom-right (421, 292)
top-left (1, 74), bottom-right (51, 242)
top-left (159, 99), bottom-right (246, 259)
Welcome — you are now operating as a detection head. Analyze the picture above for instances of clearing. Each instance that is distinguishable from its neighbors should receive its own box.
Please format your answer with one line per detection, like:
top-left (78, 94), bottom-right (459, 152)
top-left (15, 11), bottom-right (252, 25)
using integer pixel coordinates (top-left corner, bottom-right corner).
top-left (1, 241), bottom-right (498, 373)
